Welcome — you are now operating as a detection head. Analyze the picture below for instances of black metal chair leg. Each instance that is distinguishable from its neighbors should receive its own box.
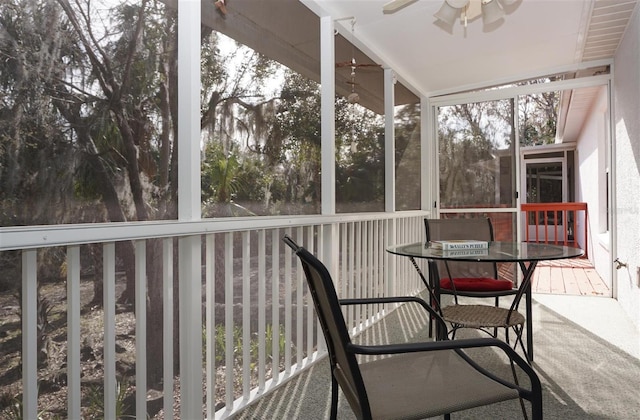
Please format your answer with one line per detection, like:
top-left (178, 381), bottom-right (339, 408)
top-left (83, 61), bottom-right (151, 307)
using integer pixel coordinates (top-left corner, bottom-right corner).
top-left (330, 372), bottom-right (338, 420)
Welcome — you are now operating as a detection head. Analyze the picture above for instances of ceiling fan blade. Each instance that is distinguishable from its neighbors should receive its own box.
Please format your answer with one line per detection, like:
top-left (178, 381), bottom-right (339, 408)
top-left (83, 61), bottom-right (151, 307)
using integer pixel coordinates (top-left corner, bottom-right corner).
top-left (336, 61), bottom-right (381, 68)
top-left (383, 0), bottom-right (418, 13)
top-left (215, 0), bottom-right (227, 15)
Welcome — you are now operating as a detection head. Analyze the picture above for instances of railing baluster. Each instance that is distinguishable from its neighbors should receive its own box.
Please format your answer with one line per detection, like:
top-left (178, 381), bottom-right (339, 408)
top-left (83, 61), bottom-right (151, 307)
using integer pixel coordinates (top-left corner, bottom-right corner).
top-left (347, 222), bottom-right (355, 328)
top-left (242, 231), bottom-right (251, 400)
top-left (163, 238), bottom-right (174, 420)
top-left (205, 234), bottom-right (214, 419)
top-left (103, 243), bottom-right (117, 420)
top-left (316, 228), bottom-right (324, 353)
top-left (306, 225), bottom-right (314, 362)
top-left (355, 222), bottom-right (362, 331)
top-left (258, 229), bottom-right (266, 389)
top-left (340, 222), bottom-right (347, 301)
top-left (271, 229), bottom-right (280, 383)
top-left (67, 245), bottom-right (81, 419)
top-left (295, 227), bottom-right (304, 368)
top-left (224, 232), bottom-right (234, 410)
top-left (22, 250), bottom-right (38, 420)
top-left (368, 221), bottom-right (374, 316)
top-left (564, 210), bottom-right (569, 245)
top-left (284, 227), bottom-right (292, 374)
top-left (135, 240), bottom-right (147, 420)
top-left (553, 210), bottom-right (565, 245)
top-left (373, 220), bottom-right (380, 315)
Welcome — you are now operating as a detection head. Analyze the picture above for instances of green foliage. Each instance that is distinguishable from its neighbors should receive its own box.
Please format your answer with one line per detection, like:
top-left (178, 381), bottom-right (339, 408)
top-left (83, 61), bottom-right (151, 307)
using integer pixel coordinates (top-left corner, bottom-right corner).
top-left (519, 90), bottom-right (559, 146)
top-left (1, 0), bottom-right (397, 221)
top-left (0, 0), bottom-right (179, 225)
top-left (437, 102), bottom-right (512, 207)
top-left (86, 380), bottom-right (133, 420)
top-left (264, 323), bottom-right (287, 361)
top-left (0, 396), bottom-right (46, 420)
top-left (201, 142), bottom-right (243, 204)
top-left (205, 323), bottom-right (288, 368)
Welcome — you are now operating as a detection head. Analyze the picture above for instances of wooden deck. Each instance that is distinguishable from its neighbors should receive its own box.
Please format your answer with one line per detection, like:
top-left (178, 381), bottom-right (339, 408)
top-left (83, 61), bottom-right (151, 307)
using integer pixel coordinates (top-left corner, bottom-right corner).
top-left (531, 258), bottom-right (609, 296)
top-left (499, 258), bottom-right (610, 297)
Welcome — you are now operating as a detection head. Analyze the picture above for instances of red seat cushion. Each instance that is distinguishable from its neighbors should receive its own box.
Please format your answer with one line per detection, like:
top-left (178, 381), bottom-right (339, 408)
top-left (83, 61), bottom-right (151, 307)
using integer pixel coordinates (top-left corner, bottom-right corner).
top-left (440, 277), bottom-right (513, 292)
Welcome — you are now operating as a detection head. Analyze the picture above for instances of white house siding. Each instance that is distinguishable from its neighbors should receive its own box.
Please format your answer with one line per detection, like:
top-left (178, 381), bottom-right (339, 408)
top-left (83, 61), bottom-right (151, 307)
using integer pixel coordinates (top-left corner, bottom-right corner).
top-left (575, 87), bottom-right (611, 289)
top-left (613, 5), bottom-right (640, 329)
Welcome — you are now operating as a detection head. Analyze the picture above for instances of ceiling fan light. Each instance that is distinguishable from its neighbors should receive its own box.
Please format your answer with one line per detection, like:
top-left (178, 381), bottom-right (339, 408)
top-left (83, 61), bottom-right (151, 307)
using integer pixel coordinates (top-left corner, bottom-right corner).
top-left (434, 2), bottom-right (460, 26)
top-left (482, 0), bottom-right (505, 25)
top-left (347, 92), bottom-right (360, 103)
top-left (446, 0), bottom-right (469, 7)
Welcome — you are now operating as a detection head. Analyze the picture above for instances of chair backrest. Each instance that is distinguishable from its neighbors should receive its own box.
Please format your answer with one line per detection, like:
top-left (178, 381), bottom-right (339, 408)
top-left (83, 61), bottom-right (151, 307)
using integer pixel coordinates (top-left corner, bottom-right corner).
top-left (424, 218), bottom-right (498, 281)
top-left (282, 235), bottom-right (370, 418)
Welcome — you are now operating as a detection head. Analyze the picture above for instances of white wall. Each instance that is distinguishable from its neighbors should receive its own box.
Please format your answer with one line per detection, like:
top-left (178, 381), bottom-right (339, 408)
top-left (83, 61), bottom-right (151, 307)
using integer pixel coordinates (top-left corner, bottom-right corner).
top-left (613, 5), bottom-right (640, 329)
top-left (575, 87), bottom-right (611, 288)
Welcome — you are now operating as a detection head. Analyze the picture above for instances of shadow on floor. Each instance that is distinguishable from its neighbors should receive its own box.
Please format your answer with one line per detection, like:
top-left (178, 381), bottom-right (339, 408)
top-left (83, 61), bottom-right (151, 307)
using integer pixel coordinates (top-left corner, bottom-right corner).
top-left (235, 296), bottom-right (640, 419)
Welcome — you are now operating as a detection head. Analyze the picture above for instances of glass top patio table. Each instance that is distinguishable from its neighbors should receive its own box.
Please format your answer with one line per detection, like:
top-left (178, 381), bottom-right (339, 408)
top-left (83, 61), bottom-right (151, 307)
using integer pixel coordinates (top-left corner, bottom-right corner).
top-left (386, 241), bottom-right (584, 360)
top-left (387, 241), bottom-right (584, 262)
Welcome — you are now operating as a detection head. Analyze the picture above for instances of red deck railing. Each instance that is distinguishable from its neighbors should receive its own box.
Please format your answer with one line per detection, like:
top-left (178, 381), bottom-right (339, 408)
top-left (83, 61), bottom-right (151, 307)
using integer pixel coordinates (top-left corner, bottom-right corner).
top-left (521, 202), bottom-right (588, 258)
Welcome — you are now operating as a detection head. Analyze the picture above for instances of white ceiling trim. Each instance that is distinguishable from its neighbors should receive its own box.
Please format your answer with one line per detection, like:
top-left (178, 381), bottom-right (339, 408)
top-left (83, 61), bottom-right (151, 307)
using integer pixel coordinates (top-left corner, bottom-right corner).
top-left (429, 71), bottom-right (611, 107)
top-left (428, 59), bottom-right (613, 104)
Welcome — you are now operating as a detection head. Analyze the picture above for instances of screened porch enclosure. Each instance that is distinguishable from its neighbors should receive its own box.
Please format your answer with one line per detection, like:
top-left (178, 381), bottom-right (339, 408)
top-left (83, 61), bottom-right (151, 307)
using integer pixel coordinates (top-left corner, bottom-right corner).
top-left (1, 0), bottom-right (631, 418)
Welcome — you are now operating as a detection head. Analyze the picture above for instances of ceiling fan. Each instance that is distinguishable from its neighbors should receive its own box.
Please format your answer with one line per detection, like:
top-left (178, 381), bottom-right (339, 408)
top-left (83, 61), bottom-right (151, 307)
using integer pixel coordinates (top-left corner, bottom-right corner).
top-left (336, 20), bottom-right (382, 104)
top-left (382, 0), bottom-right (420, 14)
top-left (336, 58), bottom-right (381, 104)
top-left (384, 0), bottom-right (517, 27)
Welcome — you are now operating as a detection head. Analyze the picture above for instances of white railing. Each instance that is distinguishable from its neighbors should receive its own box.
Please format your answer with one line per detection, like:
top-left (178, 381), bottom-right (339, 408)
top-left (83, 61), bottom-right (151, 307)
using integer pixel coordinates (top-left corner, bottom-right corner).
top-left (0, 212), bottom-right (428, 419)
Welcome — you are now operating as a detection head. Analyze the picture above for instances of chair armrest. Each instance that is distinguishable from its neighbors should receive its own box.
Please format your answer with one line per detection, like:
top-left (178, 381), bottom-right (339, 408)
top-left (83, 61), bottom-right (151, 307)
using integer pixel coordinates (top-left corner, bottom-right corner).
top-left (339, 296), bottom-right (448, 339)
top-left (347, 337), bottom-right (541, 396)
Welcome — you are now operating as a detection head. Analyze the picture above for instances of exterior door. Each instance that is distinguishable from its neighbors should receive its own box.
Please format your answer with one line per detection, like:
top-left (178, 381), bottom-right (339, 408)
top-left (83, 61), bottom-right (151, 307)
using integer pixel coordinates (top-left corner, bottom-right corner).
top-left (523, 159), bottom-right (567, 204)
top-left (522, 157), bottom-right (569, 242)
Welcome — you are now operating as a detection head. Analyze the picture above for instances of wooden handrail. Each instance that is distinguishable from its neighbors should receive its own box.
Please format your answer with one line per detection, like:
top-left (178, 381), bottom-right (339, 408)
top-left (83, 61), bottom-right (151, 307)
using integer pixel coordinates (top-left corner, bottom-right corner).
top-left (520, 202), bottom-right (588, 258)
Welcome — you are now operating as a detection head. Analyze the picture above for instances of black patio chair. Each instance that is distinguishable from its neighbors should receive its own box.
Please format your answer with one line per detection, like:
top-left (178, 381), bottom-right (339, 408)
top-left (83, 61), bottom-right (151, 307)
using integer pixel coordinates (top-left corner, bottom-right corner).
top-left (425, 217), bottom-right (517, 306)
top-left (424, 218), bottom-right (529, 361)
top-left (283, 234), bottom-right (542, 420)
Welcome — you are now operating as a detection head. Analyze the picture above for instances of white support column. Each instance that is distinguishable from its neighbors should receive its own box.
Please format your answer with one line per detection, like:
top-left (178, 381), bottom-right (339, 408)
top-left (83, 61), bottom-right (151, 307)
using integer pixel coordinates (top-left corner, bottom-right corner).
top-left (421, 96), bottom-right (435, 216)
top-left (384, 68), bottom-right (396, 213)
top-left (179, 235), bottom-right (202, 418)
top-left (320, 16), bottom-right (339, 315)
top-left (178, 0), bottom-right (201, 221)
top-left (320, 15), bottom-right (336, 216)
top-left (607, 77), bottom-right (617, 298)
top-left (178, 1), bottom-right (202, 419)
top-left (384, 69), bottom-right (397, 303)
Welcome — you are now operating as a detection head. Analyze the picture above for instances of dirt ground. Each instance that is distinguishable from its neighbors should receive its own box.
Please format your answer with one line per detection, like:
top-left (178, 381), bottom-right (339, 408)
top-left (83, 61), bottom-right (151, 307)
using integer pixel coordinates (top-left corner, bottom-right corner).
top-left (0, 265), bottom-right (293, 419)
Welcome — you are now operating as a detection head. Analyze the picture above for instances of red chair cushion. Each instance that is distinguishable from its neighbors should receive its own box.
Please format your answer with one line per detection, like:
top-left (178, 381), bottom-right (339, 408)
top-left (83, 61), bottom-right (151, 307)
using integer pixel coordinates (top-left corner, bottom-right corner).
top-left (440, 277), bottom-right (513, 292)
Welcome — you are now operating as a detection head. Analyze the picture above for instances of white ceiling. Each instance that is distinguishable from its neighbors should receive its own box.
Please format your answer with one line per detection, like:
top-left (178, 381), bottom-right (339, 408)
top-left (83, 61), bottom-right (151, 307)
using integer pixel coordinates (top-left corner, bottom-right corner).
top-left (303, 0), bottom-right (636, 97)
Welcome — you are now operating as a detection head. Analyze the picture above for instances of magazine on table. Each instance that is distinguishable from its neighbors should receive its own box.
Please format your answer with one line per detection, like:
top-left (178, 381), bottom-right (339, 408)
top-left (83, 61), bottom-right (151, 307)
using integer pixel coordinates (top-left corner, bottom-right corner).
top-left (428, 239), bottom-right (489, 250)
top-left (439, 248), bottom-right (489, 257)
